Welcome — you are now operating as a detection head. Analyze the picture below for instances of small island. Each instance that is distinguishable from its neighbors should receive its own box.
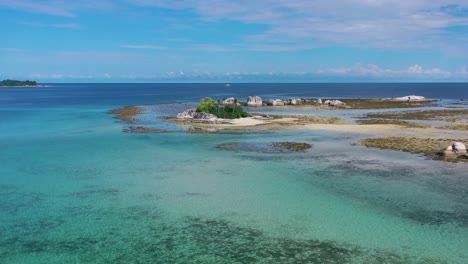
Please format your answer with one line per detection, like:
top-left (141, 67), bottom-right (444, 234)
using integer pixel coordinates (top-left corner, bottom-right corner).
top-left (0, 79), bottom-right (39, 87)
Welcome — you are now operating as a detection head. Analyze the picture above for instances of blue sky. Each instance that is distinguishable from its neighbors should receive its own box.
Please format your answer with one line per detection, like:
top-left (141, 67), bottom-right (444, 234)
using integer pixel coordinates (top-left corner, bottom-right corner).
top-left (1, 0), bottom-right (468, 82)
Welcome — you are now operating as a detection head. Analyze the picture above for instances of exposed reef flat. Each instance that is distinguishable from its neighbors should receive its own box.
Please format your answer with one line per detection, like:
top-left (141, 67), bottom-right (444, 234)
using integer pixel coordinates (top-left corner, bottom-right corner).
top-left (217, 142), bottom-right (312, 153)
top-left (166, 114), bottom-right (347, 133)
top-left (338, 99), bottom-right (436, 109)
top-left (364, 109), bottom-right (468, 123)
top-left (357, 137), bottom-right (468, 162)
top-left (122, 126), bottom-right (173, 133)
top-left (108, 106), bottom-right (144, 123)
top-left (356, 119), bottom-right (432, 129)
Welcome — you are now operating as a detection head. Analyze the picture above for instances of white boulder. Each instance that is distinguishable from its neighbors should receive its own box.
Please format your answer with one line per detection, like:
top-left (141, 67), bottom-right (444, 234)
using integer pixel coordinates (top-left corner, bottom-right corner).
top-left (439, 142), bottom-right (467, 156)
top-left (223, 97), bottom-right (239, 106)
top-left (317, 98), bottom-right (322, 105)
top-left (272, 99), bottom-right (285, 106)
top-left (285, 98), bottom-right (300, 105)
top-left (324, 99), bottom-right (346, 106)
top-left (452, 142), bottom-right (467, 154)
top-left (393, 95), bottom-right (427, 101)
top-left (267, 99), bottom-right (285, 106)
top-left (247, 96), bottom-right (263, 107)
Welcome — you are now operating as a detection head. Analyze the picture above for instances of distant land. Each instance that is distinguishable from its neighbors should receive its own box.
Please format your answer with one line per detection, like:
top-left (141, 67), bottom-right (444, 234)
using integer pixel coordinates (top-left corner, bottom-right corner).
top-left (0, 79), bottom-right (39, 87)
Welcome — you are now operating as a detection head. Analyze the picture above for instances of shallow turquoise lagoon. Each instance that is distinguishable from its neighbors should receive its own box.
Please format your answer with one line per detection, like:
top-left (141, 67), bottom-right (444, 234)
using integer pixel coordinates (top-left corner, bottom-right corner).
top-left (1, 84), bottom-right (468, 263)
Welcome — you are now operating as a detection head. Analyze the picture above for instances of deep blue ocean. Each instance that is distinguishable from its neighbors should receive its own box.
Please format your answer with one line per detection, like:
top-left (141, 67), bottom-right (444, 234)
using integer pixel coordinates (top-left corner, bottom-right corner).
top-left (2, 83), bottom-right (468, 108)
top-left (1, 83), bottom-right (468, 263)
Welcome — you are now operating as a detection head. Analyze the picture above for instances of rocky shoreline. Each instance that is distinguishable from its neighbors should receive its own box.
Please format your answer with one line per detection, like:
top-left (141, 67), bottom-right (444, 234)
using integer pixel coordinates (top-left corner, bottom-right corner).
top-left (222, 95), bottom-right (436, 109)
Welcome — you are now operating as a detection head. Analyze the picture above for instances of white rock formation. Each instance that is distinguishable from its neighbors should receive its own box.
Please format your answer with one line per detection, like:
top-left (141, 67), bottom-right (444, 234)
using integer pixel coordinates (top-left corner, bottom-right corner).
top-left (176, 108), bottom-right (218, 121)
top-left (272, 99), bottom-right (285, 106)
top-left (177, 108), bottom-right (197, 119)
top-left (286, 98), bottom-right (299, 105)
top-left (247, 96), bottom-right (263, 107)
top-left (323, 99), bottom-right (346, 106)
top-left (393, 95), bottom-right (427, 101)
top-left (266, 99), bottom-right (285, 106)
top-left (223, 97), bottom-right (239, 106)
top-left (440, 142), bottom-right (467, 156)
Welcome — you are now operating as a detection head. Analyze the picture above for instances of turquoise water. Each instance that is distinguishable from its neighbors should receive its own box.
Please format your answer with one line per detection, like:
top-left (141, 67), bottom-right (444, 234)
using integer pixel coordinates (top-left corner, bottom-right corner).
top-left (1, 84), bottom-right (468, 263)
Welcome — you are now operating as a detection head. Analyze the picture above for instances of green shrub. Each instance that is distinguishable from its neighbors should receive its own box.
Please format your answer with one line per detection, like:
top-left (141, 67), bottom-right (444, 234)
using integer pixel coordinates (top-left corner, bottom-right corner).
top-left (196, 97), bottom-right (248, 119)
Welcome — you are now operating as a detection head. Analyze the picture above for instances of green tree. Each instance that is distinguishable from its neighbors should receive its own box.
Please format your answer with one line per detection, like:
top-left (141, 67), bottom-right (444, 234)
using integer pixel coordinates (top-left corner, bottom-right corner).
top-left (196, 97), bottom-right (218, 114)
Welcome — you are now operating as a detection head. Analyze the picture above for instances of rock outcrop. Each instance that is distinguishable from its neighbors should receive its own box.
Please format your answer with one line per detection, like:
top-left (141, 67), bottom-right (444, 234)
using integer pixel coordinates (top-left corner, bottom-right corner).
top-left (266, 99), bottom-right (285, 106)
top-left (176, 108), bottom-right (218, 121)
top-left (438, 142), bottom-right (467, 156)
top-left (393, 95), bottom-right (427, 101)
top-left (223, 97), bottom-right (239, 106)
top-left (324, 99), bottom-right (346, 107)
top-left (284, 98), bottom-right (302, 105)
top-left (177, 108), bottom-right (197, 119)
top-left (247, 96), bottom-right (263, 107)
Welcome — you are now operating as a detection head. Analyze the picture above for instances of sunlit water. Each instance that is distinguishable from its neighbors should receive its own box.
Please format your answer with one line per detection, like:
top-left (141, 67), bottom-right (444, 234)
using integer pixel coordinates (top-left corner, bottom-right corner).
top-left (1, 84), bottom-right (467, 263)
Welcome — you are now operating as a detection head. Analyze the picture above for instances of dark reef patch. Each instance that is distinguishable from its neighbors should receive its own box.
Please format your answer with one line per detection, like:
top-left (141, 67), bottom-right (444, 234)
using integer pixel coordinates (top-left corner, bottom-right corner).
top-left (123, 126), bottom-right (174, 133)
top-left (0, 187), bottom-right (46, 215)
top-left (108, 106), bottom-right (144, 123)
top-left (401, 209), bottom-right (468, 227)
top-left (217, 142), bottom-right (312, 154)
top-left (63, 188), bottom-right (120, 200)
top-left (0, 213), bottom-right (449, 263)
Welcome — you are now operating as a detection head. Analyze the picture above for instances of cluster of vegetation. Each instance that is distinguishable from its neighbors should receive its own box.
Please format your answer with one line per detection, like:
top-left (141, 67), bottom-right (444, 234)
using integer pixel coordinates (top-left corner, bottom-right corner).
top-left (0, 79), bottom-right (38, 86)
top-left (196, 97), bottom-right (248, 119)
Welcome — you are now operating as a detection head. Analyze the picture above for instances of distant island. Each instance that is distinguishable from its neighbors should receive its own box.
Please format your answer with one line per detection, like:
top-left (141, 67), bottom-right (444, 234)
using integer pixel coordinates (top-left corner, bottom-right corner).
top-left (0, 79), bottom-right (39, 87)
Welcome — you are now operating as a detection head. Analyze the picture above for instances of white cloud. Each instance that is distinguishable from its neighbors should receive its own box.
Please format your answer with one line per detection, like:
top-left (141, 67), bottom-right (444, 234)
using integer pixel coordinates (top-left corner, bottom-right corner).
top-left (408, 64), bottom-right (423, 74)
top-left (317, 63), bottom-right (453, 78)
top-left (0, 0), bottom-right (76, 17)
top-left (455, 65), bottom-right (468, 77)
top-left (127, 0), bottom-right (468, 52)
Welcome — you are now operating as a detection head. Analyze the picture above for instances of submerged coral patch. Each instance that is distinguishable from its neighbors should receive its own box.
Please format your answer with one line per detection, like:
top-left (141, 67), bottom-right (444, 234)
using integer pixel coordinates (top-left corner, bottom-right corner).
top-left (217, 142), bottom-right (312, 153)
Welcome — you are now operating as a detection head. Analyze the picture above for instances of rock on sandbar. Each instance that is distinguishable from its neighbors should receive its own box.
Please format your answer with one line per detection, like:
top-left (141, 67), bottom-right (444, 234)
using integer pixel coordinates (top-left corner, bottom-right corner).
top-left (439, 142), bottom-right (467, 156)
top-left (392, 95), bottom-right (428, 101)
